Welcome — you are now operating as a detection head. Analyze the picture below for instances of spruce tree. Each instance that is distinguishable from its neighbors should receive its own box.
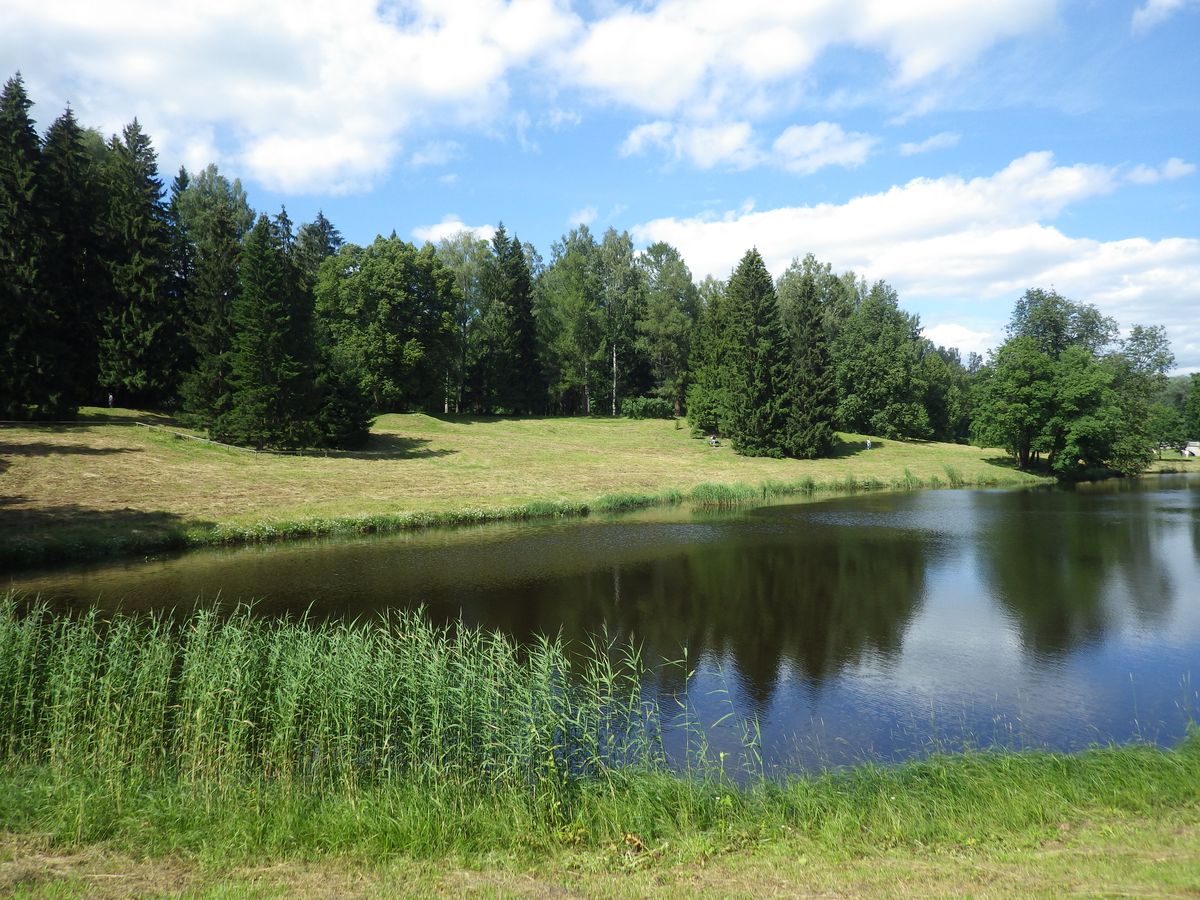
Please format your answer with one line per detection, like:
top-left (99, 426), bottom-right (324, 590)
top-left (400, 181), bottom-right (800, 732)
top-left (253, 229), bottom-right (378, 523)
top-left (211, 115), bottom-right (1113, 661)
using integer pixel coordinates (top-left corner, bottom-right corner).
top-left (480, 224), bottom-right (543, 414)
top-left (178, 200), bottom-right (240, 425)
top-left (725, 248), bottom-right (790, 457)
top-left (293, 210), bottom-right (342, 289)
top-left (685, 275), bottom-right (735, 435)
top-left (214, 215), bottom-right (317, 449)
top-left (778, 256), bottom-right (836, 458)
top-left (41, 105), bottom-right (107, 408)
top-left (97, 120), bottom-right (180, 406)
top-left (0, 73), bottom-right (58, 417)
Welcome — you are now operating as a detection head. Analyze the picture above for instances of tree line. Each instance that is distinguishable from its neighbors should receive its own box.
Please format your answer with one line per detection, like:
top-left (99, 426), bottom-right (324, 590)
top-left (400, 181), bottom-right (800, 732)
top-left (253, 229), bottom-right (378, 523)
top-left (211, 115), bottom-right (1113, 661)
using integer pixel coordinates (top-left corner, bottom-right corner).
top-left (2, 74), bottom-right (1196, 470)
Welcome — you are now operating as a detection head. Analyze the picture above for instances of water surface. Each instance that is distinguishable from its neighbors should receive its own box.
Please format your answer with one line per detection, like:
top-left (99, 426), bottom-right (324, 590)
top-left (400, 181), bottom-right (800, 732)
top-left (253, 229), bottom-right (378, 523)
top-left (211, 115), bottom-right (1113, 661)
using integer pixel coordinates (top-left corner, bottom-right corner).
top-left (9, 474), bottom-right (1199, 772)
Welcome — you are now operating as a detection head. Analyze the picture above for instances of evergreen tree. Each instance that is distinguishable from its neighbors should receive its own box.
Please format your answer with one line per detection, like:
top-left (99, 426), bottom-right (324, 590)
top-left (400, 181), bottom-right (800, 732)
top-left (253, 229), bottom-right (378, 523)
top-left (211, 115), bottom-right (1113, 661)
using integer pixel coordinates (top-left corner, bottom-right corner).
top-left (293, 210), bottom-right (342, 289)
top-left (777, 255), bottom-right (836, 458)
top-left (97, 120), bottom-right (181, 406)
top-left (213, 215), bottom-right (317, 448)
top-left (686, 275), bottom-right (734, 435)
top-left (41, 105), bottom-right (107, 408)
top-left (724, 248), bottom-right (790, 457)
top-left (0, 73), bottom-right (59, 417)
top-left (178, 200), bottom-right (241, 424)
top-left (475, 224), bottom-right (543, 414)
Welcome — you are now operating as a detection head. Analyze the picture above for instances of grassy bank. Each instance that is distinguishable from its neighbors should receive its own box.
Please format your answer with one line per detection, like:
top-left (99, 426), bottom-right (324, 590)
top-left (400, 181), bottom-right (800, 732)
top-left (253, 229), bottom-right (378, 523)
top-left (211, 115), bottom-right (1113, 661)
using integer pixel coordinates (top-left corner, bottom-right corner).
top-left (0, 409), bottom-right (1045, 569)
top-left (0, 601), bottom-right (1197, 896)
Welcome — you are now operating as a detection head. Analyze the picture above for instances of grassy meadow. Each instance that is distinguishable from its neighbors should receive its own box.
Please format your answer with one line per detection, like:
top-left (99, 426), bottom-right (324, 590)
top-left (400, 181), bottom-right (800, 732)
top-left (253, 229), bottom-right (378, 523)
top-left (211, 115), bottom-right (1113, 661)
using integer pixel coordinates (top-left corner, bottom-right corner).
top-left (0, 407), bottom-right (1050, 568)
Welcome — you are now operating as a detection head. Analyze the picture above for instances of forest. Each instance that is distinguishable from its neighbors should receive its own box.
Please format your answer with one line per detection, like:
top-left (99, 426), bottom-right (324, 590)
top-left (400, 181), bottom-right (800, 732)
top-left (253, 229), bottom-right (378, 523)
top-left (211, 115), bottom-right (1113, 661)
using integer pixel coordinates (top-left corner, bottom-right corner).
top-left (2, 73), bottom-right (1197, 473)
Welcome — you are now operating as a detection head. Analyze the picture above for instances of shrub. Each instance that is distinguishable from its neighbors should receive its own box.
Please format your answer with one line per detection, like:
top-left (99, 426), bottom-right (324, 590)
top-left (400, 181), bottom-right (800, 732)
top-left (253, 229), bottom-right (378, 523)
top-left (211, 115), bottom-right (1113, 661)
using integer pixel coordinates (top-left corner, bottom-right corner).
top-left (622, 396), bottom-right (675, 419)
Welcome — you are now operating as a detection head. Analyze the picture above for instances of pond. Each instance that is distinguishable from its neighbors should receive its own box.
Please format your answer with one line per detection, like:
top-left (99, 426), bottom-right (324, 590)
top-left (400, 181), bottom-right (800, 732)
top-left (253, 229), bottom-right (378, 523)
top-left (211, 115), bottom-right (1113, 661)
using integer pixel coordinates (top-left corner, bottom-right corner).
top-left (8, 474), bottom-right (1199, 773)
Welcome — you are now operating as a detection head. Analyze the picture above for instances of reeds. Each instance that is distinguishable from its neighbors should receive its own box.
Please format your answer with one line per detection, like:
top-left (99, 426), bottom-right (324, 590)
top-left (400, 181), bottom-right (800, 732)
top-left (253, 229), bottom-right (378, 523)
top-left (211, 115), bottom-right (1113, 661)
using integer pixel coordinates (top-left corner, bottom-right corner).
top-left (0, 600), bottom-right (660, 800)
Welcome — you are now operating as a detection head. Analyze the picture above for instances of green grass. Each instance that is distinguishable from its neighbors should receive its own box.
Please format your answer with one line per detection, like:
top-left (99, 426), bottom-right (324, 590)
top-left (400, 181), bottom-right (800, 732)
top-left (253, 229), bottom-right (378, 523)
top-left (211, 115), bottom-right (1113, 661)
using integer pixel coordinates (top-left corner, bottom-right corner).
top-left (0, 410), bottom-right (1046, 569)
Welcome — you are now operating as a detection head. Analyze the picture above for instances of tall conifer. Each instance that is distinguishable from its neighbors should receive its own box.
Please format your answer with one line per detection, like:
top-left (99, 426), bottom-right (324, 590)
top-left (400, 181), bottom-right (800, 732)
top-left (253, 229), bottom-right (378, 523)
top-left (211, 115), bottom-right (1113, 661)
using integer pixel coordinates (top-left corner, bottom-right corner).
top-left (41, 106), bottom-right (106, 408)
top-left (97, 120), bottom-right (180, 405)
top-left (778, 256), bottom-right (836, 458)
top-left (725, 248), bottom-right (789, 457)
top-left (214, 214), bottom-right (317, 448)
top-left (0, 73), bottom-right (58, 417)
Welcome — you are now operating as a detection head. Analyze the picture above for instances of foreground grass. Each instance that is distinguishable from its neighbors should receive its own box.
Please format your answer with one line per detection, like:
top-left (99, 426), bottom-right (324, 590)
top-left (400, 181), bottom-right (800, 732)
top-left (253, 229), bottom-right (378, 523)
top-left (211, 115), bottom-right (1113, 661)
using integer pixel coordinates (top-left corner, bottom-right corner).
top-left (0, 601), bottom-right (1197, 897)
top-left (0, 408), bottom-right (1044, 568)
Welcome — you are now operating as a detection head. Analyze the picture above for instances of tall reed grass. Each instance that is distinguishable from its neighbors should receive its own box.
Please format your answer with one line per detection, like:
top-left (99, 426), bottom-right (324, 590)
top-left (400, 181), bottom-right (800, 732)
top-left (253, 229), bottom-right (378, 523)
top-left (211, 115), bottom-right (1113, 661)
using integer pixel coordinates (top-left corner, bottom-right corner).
top-left (0, 600), bottom-right (659, 802)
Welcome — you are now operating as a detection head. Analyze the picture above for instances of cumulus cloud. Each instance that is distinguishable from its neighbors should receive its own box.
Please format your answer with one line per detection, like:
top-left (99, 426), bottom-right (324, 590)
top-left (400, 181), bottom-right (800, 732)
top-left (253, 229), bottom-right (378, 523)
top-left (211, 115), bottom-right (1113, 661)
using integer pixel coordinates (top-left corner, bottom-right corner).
top-left (621, 120), bottom-right (874, 174)
top-left (1126, 157), bottom-right (1196, 184)
top-left (412, 215), bottom-right (495, 244)
top-left (772, 122), bottom-right (875, 174)
top-left (631, 152), bottom-right (1200, 367)
top-left (567, 0), bottom-right (1058, 118)
top-left (3, 0), bottom-right (1061, 193)
top-left (3, 0), bottom-right (580, 193)
top-left (1131, 0), bottom-right (1196, 33)
top-left (899, 131), bottom-right (961, 156)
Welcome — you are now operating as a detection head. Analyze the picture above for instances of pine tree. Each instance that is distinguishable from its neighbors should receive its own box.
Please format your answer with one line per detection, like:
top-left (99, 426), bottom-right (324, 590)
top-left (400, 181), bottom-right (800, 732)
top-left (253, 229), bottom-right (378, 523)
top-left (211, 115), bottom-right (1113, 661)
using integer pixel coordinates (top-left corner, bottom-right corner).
top-left (213, 215), bottom-right (317, 448)
top-left (41, 105), bottom-right (107, 408)
top-left (725, 249), bottom-right (790, 457)
top-left (97, 120), bottom-right (181, 406)
top-left (0, 73), bottom-right (59, 417)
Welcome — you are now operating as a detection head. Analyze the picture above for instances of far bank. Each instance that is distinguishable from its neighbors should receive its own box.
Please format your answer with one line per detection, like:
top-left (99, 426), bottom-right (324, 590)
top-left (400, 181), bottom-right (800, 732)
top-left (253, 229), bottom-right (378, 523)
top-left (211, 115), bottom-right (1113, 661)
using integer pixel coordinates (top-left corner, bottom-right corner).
top-left (0, 407), bottom-right (1087, 570)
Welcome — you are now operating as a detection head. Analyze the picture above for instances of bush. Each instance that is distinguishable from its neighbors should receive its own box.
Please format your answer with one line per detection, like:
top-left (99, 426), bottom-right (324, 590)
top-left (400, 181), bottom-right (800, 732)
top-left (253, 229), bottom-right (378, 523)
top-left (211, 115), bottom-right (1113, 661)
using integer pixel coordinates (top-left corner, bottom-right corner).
top-left (621, 396), bottom-right (675, 419)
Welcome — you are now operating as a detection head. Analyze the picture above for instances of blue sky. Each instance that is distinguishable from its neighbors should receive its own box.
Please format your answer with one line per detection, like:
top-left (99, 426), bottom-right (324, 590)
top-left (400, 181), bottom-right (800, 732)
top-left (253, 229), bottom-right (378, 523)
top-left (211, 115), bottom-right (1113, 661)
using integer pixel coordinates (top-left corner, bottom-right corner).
top-left (3, 0), bottom-right (1198, 368)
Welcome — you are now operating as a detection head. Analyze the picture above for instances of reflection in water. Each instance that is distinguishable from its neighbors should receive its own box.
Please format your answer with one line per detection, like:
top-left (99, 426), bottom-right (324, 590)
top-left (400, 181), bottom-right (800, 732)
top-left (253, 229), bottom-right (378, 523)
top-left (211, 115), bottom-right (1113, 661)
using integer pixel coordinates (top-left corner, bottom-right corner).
top-left (6, 474), bottom-right (1199, 769)
top-left (975, 478), bottom-right (1186, 656)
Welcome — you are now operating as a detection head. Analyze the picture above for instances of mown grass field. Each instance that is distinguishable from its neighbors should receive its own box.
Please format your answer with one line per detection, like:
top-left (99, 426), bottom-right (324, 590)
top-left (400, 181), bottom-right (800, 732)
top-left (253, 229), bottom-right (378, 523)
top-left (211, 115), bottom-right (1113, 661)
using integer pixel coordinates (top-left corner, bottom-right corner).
top-left (0, 407), bottom-right (1051, 568)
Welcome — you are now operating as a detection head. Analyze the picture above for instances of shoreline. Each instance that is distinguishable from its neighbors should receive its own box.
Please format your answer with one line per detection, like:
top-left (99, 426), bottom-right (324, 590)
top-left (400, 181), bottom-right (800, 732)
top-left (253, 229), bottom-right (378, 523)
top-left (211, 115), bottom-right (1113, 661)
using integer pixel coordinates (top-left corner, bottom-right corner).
top-left (2, 466), bottom-right (1045, 573)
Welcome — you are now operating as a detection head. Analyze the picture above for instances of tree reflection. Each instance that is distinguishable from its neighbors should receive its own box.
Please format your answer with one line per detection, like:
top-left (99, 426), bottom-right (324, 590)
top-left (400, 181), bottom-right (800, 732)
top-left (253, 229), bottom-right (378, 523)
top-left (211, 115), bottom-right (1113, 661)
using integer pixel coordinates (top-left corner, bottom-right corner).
top-left (973, 483), bottom-right (1180, 656)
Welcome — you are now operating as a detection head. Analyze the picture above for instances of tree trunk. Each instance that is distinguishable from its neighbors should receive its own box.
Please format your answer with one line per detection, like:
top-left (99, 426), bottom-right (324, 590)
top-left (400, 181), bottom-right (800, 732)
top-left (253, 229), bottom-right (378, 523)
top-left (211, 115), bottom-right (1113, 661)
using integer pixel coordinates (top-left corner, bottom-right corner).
top-left (611, 342), bottom-right (617, 416)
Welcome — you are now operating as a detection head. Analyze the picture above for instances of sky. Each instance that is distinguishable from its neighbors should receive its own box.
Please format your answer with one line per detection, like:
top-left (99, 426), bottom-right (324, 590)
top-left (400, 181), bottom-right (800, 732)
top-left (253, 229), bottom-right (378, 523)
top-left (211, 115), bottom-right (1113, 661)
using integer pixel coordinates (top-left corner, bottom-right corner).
top-left (3, 0), bottom-right (1199, 369)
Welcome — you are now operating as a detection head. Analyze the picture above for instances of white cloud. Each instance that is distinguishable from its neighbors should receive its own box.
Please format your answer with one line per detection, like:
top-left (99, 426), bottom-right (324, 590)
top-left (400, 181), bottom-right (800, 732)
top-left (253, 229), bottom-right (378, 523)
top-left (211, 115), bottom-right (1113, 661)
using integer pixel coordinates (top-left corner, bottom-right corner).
top-left (922, 324), bottom-right (998, 358)
top-left (899, 131), bottom-right (961, 156)
top-left (4, 1), bottom-right (1060, 192)
top-left (772, 122), bottom-right (875, 174)
top-left (567, 205), bottom-right (598, 226)
top-left (621, 120), bottom-right (875, 174)
top-left (409, 141), bottom-right (464, 169)
top-left (412, 215), bottom-right (495, 244)
top-left (632, 152), bottom-right (1200, 369)
top-left (4, 0), bottom-right (580, 193)
top-left (567, 1), bottom-right (1058, 119)
top-left (1132, 0), bottom-right (1196, 33)
top-left (1126, 157), bottom-right (1196, 184)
